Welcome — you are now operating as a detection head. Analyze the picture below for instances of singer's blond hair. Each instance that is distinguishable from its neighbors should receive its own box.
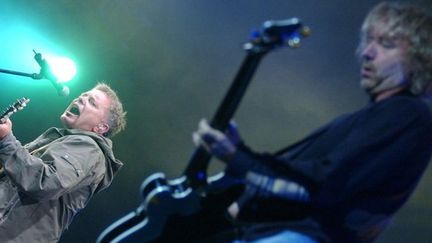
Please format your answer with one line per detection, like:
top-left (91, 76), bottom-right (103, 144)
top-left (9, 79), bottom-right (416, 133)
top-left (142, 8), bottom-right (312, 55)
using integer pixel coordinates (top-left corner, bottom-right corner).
top-left (94, 82), bottom-right (127, 137)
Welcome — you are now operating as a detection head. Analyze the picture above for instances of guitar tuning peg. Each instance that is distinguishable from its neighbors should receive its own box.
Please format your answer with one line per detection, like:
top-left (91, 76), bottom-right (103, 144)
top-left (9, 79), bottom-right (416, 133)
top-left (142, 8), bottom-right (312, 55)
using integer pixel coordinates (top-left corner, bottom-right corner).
top-left (287, 25), bottom-right (311, 48)
top-left (287, 36), bottom-right (301, 48)
top-left (300, 26), bottom-right (311, 37)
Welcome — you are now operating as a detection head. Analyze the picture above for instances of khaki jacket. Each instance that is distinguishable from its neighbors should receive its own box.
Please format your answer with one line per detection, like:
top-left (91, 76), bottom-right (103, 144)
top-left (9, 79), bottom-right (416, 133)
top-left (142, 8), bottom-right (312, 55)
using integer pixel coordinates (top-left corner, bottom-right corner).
top-left (0, 128), bottom-right (123, 243)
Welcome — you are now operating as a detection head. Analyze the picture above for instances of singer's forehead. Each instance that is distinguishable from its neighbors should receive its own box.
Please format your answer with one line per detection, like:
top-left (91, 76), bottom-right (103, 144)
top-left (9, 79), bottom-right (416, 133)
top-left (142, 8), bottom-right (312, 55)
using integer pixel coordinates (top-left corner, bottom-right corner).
top-left (79, 89), bottom-right (109, 102)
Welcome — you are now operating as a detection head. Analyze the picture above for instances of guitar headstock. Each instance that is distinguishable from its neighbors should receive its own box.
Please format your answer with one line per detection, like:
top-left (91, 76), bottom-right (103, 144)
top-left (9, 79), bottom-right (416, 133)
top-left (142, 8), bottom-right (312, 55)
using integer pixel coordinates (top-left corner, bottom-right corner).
top-left (0, 97), bottom-right (30, 123)
top-left (244, 18), bottom-right (310, 53)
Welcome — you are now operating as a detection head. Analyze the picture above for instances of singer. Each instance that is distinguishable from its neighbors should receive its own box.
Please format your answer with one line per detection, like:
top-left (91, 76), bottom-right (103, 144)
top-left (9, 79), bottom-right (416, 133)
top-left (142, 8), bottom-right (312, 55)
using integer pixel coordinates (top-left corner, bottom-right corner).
top-left (193, 2), bottom-right (432, 242)
top-left (0, 83), bottom-right (126, 242)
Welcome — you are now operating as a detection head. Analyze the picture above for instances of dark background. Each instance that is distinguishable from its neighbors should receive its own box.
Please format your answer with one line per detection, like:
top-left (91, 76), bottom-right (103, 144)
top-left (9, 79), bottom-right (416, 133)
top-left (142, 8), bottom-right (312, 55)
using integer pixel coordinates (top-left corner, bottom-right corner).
top-left (1, 1), bottom-right (431, 242)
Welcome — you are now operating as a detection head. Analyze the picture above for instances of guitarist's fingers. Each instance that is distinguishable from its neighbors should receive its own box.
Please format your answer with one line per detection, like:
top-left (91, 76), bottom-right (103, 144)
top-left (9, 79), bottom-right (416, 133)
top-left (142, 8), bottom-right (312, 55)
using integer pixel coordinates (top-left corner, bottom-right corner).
top-left (195, 118), bottom-right (237, 160)
top-left (192, 132), bottom-right (200, 146)
top-left (0, 118), bottom-right (11, 126)
top-left (0, 118), bottom-right (12, 139)
top-left (194, 119), bottom-right (213, 151)
top-left (0, 117), bottom-right (7, 124)
top-left (193, 124), bottom-right (214, 146)
top-left (226, 120), bottom-right (241, 145)
top-left (197, 119), bottom-right (224, 141)
top-left (192, 132), bottom-right (207, 149)
top-left (194, 120), bottom-right (225, 151)
top-left (192, 132), bottom-right (218, 154)
top-left (202, 133), bottom-right (219, 145)
top-left (197, 118), bottom-right (211, 134)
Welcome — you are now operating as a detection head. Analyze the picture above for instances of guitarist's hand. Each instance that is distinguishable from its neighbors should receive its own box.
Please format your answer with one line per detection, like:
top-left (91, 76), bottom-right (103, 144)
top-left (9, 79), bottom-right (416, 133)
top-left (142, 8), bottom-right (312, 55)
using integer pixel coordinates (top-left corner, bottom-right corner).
top-left (0, 118), bottom-right (12, 140)
top-left (193, 119), bottom-right (240, 162)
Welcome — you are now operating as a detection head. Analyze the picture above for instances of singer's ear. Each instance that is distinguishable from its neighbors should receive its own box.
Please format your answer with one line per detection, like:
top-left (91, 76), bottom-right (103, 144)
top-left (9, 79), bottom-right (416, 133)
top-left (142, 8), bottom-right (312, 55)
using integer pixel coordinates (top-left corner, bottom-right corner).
top-left (94, 123), bottom-right (109, 136)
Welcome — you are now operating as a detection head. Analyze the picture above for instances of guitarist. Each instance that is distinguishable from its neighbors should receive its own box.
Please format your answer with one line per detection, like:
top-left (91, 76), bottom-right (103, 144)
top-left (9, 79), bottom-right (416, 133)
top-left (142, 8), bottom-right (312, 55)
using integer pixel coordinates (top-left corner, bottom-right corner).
top-left (193, 2), bottom-right (432, 243)
top-left (0, 83), bottom-right (126, 243)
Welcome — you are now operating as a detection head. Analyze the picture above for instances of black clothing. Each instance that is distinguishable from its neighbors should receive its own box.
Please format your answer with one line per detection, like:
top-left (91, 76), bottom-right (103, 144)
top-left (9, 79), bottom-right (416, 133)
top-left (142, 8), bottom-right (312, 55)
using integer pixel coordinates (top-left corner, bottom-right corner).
top-left (224, 94), bottom-right (432, 242)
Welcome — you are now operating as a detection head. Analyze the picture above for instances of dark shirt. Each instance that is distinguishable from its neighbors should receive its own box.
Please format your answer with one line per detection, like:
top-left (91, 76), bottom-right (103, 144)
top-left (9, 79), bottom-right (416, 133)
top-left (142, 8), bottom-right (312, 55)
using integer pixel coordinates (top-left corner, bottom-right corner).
top-left (225, 94), bottom-right (432, 242)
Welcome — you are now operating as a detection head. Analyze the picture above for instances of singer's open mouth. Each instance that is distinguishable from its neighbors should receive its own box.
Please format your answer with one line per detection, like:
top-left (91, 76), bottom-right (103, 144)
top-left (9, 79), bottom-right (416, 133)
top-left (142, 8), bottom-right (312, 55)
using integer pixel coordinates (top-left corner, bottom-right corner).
top-left (68, 105), bottom-right (80, 116)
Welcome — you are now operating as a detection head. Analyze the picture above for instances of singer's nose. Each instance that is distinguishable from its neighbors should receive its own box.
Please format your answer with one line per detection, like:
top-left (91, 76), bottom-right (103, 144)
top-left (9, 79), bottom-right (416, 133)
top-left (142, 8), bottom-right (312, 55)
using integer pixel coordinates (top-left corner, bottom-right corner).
top-left (78, 96), bottom-right (86, 105)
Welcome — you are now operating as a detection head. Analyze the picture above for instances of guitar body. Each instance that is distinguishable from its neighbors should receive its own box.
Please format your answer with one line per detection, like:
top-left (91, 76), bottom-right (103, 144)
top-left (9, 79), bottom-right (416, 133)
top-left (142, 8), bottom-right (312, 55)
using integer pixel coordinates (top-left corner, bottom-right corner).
top-left (153, 181), bottom-right (243, 243)
top-left (98, 172), bottom-right (243, 242)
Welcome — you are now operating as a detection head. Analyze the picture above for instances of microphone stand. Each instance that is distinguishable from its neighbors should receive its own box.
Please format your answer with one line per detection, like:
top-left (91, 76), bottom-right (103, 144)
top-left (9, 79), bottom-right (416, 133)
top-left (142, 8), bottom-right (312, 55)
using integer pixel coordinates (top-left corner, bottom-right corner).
top-left (0, 51), bottom-right (69, 96)
top-left (0, 51), bottom-right (45, 81)
top-left (0, 68), bottom-right (43, 80)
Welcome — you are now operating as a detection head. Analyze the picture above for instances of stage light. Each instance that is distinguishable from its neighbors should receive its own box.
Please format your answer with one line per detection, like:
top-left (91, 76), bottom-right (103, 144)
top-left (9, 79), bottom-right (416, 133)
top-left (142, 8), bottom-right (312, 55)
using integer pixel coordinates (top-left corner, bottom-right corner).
top-left (1, 23), bottom-right (78, 86)
top-left (46, 56), bottom-right (77, 83)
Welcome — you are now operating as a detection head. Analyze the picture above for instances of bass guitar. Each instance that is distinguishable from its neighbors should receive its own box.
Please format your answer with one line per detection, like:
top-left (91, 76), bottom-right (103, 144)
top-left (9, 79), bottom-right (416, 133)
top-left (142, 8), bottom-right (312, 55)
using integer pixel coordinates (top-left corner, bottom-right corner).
top-left (97, 18), bottom-right (310, 243)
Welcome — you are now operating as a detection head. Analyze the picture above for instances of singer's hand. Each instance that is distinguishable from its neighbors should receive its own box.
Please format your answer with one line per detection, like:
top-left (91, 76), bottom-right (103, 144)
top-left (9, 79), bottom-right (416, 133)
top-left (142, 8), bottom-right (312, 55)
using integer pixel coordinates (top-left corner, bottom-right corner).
top-left (0, 118), bottom-right (12, 140)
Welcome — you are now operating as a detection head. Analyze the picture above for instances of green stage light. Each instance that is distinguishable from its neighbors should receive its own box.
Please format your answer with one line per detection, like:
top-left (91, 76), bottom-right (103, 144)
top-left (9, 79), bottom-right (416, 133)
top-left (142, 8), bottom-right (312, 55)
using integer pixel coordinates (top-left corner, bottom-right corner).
top-left (1, 21), bottom-right (77, 85)
top-left (46, 56), bottom-right (77, 83)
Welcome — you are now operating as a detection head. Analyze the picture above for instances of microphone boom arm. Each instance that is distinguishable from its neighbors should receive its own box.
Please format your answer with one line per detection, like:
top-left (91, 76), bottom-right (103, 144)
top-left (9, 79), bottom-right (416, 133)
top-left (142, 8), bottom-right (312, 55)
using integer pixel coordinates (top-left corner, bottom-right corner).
top-left (0, 50), bottom-right (70, 96)
top-left (0, 67), bottom-right (41, 80)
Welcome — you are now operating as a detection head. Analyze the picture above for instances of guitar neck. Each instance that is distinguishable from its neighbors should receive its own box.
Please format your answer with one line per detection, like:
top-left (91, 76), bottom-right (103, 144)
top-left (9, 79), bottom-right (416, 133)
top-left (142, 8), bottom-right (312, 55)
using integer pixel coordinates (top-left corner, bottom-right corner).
top-left (184, 51), bottom-right (265, 189)
top-left (182, 18), bottom-right (309, 190)
top-left (0, 98), bottom-right (30, 123)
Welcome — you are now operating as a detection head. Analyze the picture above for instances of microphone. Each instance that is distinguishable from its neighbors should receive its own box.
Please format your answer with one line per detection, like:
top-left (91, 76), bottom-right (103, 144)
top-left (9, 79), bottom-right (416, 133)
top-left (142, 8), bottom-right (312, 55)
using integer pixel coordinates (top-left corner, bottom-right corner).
top-left (33, 50), bottom-right (70, 96)
top-left (48, 79), bottom-right (70, 97)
